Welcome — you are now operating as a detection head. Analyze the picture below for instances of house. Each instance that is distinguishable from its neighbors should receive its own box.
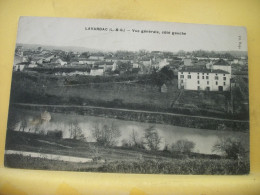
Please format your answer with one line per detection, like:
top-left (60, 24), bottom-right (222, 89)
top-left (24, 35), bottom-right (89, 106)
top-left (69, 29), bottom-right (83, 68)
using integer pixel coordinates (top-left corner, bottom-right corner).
top-left (85, 59), bottom-right (99, 65)
top-left (13, 64), bottom-right (25, 71)
top-left (28, 64), bottom-right (37, 68)
top-left (161, 84), bottom-right (168, 93)
top-left (212, 59), bottom-right (231, 74)
top-left (93, 61), bottom-right (117, 71)
top-left (55, 58), bottom-right (67, 66)
top-left (140, 58), bottom-right (152, 66)
top-left (183, 58), bottom-right (192, 66)
top-left (88, 54), bottom-right (105, 60)
top-left (194, 60), bottom-right (207, 67)
top-left (13, 55), bottom-right (27, 65)
top-left (157, 59), bottom-right (169, 69)
top-left (90, 67), bottom-right (104, 76)
top-left (78, 58), bottom-right (89, 64)
top-left (178, 67), bottom-right (231, 91)
top-left (43, 54), bottom-right (55, 63)
top-left (105, 57), bottom-right (118, 62)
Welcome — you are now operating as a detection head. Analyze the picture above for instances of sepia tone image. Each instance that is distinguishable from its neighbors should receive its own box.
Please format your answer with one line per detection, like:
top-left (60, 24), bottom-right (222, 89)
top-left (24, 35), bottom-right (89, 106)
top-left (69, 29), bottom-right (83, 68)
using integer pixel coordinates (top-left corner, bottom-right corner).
top-left (5, 17), bottom-right (249, 174)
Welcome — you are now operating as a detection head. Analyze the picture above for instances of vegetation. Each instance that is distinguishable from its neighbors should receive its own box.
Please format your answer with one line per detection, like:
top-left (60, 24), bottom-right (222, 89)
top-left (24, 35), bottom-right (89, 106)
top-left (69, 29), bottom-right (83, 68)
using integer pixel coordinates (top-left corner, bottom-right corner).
top-left (92, 122), bottom-right (121, 146)
top-left (212, 137), bottom-right (247, 160)
top-left (68, 121), bottom-right (86, 141)
top-left (5, 155), bottom-right (249, 175)
top-left (171, 139), bottom-right (195, 153)
top-left (5, 130), bottom-right (249, 175)
top-left (143, 126), bottom-right (161, 151)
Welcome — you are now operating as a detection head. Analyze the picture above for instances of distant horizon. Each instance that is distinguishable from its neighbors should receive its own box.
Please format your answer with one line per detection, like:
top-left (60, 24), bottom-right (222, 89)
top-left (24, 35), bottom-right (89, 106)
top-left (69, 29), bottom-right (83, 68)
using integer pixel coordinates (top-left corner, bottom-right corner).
top-left (16, 17), bottom-right (248, 53)
top-left (16, 42), bottom-right (248, 55)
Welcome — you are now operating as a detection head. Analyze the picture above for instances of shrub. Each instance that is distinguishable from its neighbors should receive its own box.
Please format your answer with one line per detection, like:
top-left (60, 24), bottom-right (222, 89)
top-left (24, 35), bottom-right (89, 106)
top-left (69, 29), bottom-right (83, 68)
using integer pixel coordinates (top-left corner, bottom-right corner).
top-left (171, 139), bottom-right (195, 153)
top-left (212, 137), bottom-right (246, 160)
top-left (144, 126), bottom-right (161, 151)
top-left (92, 122), bottom-right (121, 146)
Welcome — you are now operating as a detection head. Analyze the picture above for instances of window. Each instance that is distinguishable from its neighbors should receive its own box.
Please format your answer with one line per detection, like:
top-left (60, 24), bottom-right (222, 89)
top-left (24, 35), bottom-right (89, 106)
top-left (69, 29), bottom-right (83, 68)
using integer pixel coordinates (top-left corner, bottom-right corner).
top-left (188, 72), bottom-right (190, 74)
top-left (223, 77), bottom-right (226, 80)
top-left (202, 76), bottom-right (204, 79)
top-left (216, 81), bottom-right (218, 85)
top-left (181, 80), bottom-right (183, 83)
top-left (207, 73), bottom-right (209, 75)
top-left (215, 76), bottom-right (219, 80)
top-left (207, 81), bottom-right (209, 85)
top-left (197, 75), bottom-right (199, 79)
top-left (224, 74), bottom-right (225, 76)
top-left (206, 76), bottom-right (209, 79)
top-left (188, 75), bottom-right (191, 79)
top-left (202, 73), bottom-right (204, 75)
top-left (224, 82), bottom-right (226, 86)
top-left (180, 75), bottom-right (184, 78)
top-left (197, 86), bottom-right (200, 90)
top-left (197, 80), bottom-right (200, 84)
top-left (215, 73), bottom-right (218, 75)
top-left (181, 72), bottom-right (183, 74)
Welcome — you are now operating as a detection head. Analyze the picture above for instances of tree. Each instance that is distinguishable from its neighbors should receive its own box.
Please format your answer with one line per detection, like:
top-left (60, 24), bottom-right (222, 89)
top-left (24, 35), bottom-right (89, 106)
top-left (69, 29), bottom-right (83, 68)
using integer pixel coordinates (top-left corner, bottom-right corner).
top-left (7, 111), bottom-right (20, 131)
top-left (19, 118), bottom-right (27, 132)
top-left (160, 66), bottom-right (174, 80)
top-left (117, 61), bottom-right (132, 72)
top-left (144, 126), bottom-right (161, 151)
top-left (129, 129), bottom-right (145, 149)
top-left (69, 122), bottom-right (86, 141)
top-left (92, 122), bottom-right (121, 146)
top-left (212, 137), bottom-right (246, 160)
top-left (171, 139), bottom-right (195, 153)
top-left (81, 52), bottom-right (89, 58)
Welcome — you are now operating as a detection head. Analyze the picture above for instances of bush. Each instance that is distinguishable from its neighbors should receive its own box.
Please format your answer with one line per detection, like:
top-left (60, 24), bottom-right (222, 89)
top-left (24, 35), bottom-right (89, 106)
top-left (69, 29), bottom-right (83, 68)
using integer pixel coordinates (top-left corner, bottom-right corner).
top-left (92, 122), bottom-right (121, 146)
top-left (47, 130), bottom-right (63, 139)
top-left (171, 139), bottom-right (195, 153)
top-left (212, 137), bottom-right (246, 160)
top-left (68, 122), bottom-right (86, 141)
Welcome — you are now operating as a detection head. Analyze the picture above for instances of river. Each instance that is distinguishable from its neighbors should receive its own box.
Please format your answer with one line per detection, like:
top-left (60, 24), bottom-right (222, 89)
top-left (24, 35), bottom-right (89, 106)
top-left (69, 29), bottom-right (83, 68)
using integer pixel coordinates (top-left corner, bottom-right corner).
top-left (11, 108), bottom-right (249, 155)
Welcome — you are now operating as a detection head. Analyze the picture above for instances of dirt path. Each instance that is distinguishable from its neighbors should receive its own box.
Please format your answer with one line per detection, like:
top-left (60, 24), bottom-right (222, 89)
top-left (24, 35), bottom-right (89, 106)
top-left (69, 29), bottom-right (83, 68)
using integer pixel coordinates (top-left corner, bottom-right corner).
top-left (5, 150), bottom-right (93, 163)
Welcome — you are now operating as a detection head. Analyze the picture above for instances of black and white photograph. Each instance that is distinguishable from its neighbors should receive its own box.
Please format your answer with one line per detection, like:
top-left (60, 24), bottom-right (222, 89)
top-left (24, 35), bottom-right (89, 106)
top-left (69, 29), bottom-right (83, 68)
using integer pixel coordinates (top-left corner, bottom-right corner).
top-left (4, 17), bottom-right (249, 175)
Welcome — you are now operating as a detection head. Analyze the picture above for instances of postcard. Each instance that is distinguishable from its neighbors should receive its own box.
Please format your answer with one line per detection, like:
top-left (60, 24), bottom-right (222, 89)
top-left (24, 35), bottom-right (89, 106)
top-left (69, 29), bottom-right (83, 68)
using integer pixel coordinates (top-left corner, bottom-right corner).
top-left (5, 17), bottom-right (249, 174)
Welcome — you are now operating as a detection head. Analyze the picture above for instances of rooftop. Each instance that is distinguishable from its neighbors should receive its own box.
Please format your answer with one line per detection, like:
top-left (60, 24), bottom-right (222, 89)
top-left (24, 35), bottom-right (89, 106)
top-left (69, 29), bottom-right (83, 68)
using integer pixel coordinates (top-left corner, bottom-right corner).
top-left (180, 67), bottom-right (230, 74)
top-left (213, 59), bottom-right (230, 66)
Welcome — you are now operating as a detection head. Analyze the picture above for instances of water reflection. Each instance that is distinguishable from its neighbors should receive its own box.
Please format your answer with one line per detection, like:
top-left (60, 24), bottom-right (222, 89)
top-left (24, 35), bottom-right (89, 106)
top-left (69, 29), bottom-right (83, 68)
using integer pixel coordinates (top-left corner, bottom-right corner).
top-left (12, 109), bottom-right (248, 154)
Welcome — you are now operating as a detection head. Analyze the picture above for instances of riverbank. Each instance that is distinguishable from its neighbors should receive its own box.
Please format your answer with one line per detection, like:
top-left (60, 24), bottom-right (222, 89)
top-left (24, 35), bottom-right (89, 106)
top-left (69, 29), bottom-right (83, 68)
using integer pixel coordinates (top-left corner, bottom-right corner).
top-left (11, 103), bottom-right (249, 131)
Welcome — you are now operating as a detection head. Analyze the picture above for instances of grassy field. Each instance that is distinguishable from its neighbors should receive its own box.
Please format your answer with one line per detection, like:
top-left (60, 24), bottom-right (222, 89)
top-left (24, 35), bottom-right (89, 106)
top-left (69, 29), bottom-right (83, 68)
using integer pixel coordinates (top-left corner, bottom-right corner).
top-left (5, 131), bottom-right (249, 175)
top-left (47, 82), bottom-right (179, 110)
top-left (9, 71), bottom-right (249, 119)
top-left (5, 154), bottom-right (249, 175)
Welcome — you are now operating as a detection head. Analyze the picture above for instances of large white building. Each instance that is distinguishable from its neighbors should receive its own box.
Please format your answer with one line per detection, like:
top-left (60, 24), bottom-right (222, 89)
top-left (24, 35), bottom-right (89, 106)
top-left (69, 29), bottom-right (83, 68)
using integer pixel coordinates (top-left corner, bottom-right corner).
top-left (178, 68), bottom-right (231, 91)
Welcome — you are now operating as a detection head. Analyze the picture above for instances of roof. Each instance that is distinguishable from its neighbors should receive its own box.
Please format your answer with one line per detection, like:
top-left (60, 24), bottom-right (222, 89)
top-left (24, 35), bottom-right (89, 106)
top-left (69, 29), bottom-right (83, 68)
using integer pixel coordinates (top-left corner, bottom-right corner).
top-left (94, 61), bottom-right (114, 66)
top-left (89, 53), bottom-right (104, 57)
top-left (213, 59), bottom-right (230, 66)
top-left (180, 67), bottom-right (230, 74)
top-left (17, 62), bottom-right (30, 65)
top-left (92, 67), bottom-right (104, 70)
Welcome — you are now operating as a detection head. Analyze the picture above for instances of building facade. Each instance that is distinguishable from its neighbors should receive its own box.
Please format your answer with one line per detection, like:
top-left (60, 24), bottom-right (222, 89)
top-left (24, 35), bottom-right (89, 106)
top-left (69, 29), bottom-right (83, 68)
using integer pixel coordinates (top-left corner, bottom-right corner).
top-left (178, 68), bottom-right (231, 91)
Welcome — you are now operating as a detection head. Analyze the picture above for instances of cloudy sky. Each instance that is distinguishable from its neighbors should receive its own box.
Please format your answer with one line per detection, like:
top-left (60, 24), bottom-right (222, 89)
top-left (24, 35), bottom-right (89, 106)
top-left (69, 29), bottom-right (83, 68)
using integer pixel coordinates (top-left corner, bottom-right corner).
top-left (16, 16), bottom-right (248, 52)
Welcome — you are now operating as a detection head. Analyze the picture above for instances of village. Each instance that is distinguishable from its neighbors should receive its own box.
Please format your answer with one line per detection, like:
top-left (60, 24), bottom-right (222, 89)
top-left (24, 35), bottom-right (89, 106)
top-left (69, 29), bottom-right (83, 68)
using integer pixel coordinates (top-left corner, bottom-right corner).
top-left (13, 45), bottom-right (248, 80)
top-left (10, 44), bottom-right (249, 123)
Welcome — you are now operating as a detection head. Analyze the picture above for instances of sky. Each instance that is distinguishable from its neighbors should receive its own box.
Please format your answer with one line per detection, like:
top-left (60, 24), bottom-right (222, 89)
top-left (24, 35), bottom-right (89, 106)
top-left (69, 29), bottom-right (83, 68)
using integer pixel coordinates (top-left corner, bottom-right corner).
top-left (16, 16), bottom-right (248, 52)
